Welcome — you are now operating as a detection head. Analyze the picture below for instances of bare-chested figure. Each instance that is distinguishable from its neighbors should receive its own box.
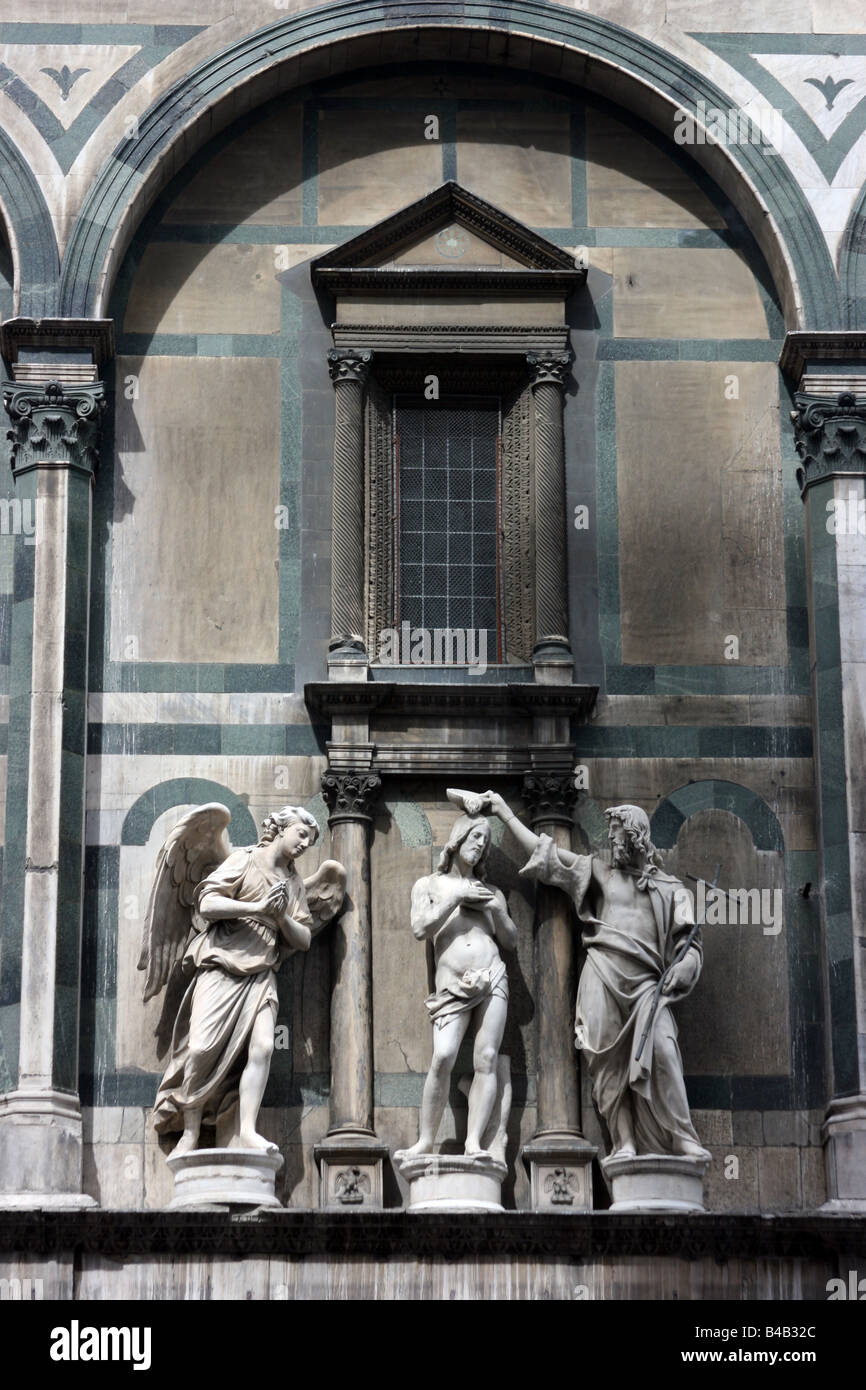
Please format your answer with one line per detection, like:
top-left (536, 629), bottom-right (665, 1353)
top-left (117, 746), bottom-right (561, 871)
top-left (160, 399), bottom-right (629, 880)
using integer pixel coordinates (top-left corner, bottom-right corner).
top-left (484, 792), bottom-right (708, 1160)
top-left (397, 813), bottom-right (518, 1159)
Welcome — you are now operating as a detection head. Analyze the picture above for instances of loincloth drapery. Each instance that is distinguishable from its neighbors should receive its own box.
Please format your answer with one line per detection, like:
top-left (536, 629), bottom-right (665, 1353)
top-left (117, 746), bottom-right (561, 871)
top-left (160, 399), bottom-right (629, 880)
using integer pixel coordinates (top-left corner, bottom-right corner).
top-left (425, 958), bottom-right (508, 1029)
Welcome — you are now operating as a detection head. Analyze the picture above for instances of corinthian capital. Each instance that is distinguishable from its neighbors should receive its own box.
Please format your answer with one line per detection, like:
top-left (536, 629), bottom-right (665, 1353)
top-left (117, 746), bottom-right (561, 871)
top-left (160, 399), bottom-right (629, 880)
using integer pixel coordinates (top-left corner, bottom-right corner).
top-left (521, 771), bottom-right (579, 828)
top-left (3, 379), bottom-right (105, 476)
top-left (322, 769), bottom-right (382, 823)
top-left (328, 349), bottom-right (373, 387)
top-left (791, 390), bottom-right (866, 493)
top-left (526, 351), bottom-right (572, 390)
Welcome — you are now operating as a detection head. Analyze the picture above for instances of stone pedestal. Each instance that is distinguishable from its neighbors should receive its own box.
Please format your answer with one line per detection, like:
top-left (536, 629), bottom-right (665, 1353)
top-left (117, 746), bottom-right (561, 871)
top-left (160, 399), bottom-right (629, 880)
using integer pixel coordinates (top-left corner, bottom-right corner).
top-left (602, 1153), bottom-right (709, 1213)
top-left (522, 1133), bottom-right (596, 1212)
top-left (315, 1136), bottom-right (391, 1210)
top-left (397, 1153), bottom-right (507, 1213)
top-left (166, 1148), bottom-right (284, 1210)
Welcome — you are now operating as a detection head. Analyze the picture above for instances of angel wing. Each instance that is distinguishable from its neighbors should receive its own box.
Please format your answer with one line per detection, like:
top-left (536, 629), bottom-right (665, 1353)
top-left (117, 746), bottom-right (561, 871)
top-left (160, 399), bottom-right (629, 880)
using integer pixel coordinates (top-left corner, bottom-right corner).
top-left (138, 803), bottom-right (232, 1002)
top-left (303, 858), bottom-right (347, 937)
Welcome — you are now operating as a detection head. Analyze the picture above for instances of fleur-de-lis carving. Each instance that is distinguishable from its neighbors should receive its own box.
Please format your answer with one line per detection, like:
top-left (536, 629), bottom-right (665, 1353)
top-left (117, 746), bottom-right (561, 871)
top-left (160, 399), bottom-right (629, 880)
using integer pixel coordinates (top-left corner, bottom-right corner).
top-left (41, 64), bottom-right (90, 101)
top-left (804, 75), bottom-right (855, 111)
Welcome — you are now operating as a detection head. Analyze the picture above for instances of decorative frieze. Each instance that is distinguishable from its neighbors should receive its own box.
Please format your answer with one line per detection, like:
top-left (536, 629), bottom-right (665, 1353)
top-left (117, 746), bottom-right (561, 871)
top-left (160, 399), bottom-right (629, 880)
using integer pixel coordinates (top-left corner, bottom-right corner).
top-left (3, 380), bottom-right (105, 476)
top-left (791, 390), bottom-right (866, 493)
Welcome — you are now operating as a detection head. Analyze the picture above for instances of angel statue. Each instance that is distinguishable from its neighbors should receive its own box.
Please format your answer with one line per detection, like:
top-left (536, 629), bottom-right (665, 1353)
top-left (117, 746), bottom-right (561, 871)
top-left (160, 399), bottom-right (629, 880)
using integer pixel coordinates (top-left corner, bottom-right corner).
top-left (139, 803), bottom-right (346, 1157)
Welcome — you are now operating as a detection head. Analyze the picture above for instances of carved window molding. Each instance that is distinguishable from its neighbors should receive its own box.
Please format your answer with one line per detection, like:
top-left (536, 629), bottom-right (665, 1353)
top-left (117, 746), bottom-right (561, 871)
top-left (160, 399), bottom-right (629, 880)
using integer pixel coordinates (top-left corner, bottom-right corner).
top-left (312, 183), bottom-right (585, 675)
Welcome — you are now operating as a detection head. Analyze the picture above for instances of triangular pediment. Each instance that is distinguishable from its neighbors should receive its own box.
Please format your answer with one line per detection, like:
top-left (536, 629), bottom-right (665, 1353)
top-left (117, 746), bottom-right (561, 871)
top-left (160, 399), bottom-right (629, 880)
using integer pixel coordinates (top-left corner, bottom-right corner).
top-left (312, 182), bottom-right (583, 296)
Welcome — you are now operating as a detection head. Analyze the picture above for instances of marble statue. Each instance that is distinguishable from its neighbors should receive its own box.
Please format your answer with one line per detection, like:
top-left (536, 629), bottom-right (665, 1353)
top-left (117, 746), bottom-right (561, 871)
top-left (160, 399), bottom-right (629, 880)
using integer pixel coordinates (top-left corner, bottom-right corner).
top-left (396, 792), bottom-right (519, 1162)
top-left (484, 792), bottom-right (709, 1162)
top-left (139, 803), bottom-right (346, 1156)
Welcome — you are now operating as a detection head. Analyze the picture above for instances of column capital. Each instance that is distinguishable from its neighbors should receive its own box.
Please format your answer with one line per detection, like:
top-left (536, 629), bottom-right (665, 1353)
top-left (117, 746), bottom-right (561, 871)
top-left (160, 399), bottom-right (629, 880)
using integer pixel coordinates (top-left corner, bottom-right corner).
top-left (327, 348), bottom-right (373, 387)
top-left (521, 770), bottom-right (579, 828)
top-left (3, 379), bottom-right (106, 477)
top-left (322, 769), bottom-right (382, 824)
top-left (526, 350), bottom-right (572, 389)
top-left (791, 390), bottom-right (866, 494)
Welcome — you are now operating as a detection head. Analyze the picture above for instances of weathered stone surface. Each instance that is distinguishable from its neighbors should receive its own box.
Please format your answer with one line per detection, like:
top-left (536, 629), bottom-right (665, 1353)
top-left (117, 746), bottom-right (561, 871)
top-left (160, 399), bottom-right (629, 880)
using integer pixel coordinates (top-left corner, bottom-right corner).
top-left (111, 356), bottom-right (280, 664)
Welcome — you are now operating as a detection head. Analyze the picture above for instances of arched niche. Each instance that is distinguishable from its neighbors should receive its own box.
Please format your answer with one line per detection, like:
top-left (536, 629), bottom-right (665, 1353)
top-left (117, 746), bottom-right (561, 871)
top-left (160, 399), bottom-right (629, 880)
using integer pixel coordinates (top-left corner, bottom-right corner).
top-left (58, 2), bottom-right (837, 330)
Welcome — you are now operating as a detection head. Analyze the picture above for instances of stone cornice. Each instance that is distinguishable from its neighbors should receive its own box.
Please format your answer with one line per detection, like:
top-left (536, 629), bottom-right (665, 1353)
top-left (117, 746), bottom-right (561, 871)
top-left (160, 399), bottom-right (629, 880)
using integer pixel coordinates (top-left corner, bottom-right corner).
top-left (0, 1210), bottom-right (861, 1260)
top-left (305, 681), bottom-right (598, 721)
top-left (0, 317), bottom-right (115, 370)
top-left (779, 331), bottom-right (866, 386)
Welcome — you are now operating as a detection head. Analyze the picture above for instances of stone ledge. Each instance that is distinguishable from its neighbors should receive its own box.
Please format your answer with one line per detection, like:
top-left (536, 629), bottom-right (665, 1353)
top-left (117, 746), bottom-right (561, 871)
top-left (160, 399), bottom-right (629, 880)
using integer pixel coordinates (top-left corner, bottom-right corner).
top-left (0, 1211), bottom-right (863, 1260)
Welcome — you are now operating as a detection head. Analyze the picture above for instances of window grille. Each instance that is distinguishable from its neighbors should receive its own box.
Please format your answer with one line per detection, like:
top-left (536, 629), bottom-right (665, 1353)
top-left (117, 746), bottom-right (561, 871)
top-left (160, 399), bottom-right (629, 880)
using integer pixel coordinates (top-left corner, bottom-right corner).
top-left (394, 397), bottom-right (502, 661)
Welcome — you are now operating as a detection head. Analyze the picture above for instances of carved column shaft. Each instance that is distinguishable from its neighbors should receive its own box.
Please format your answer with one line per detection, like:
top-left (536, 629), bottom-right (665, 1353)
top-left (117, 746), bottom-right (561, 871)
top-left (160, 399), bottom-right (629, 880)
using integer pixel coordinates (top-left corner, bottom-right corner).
top-left (520, 768), bottom-right (596, 1210)
top-left (790, 379), bottom-right (866, 1207)
top-left (328, 349), bottom-right (372, 659)
top-left (0, 355), bottom-right (108, 1206)
top-left (320, 770), bottom-right (381, 1135)
top-left (527, 353), bottom-right (572, 666)
top-left (522, 772), bottom-right (581, 1137)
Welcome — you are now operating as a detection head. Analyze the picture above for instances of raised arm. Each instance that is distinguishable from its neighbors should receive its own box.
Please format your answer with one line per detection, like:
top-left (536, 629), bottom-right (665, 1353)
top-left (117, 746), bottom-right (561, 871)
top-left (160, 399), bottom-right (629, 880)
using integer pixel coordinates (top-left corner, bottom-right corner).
top-left (482, 791), bottom-right (541, 858)
top-left (483, 789), bottom-right (585, 876)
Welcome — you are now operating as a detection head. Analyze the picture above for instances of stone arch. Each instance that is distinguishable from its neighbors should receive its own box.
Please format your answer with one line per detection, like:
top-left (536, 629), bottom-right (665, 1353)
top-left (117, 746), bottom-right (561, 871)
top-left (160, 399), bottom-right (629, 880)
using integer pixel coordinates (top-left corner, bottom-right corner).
top-left (120, 777), bottom-right (257, 847)
top-left (838, 178), bottom-right (866, 328)
top-left (58, 0), bottom-right (837, 329)
top-left (0, 127), bottom-right (59, 317)
top-left (651, 778), bottom-right (784, 854)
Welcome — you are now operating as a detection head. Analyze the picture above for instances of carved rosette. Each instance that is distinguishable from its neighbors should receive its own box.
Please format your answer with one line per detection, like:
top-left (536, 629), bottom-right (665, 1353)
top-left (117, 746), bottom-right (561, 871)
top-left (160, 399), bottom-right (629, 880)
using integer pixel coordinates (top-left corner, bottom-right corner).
top-left (791, 391), bottom-right (866, 493)
top-left (321, 770), bottom-right (382, 824)
top-left (4, 380), bottom-right (105, 475)
top-left (521, 771), bottom-right (579, 828)
top-left (328, 350), bottom-right (373, 656)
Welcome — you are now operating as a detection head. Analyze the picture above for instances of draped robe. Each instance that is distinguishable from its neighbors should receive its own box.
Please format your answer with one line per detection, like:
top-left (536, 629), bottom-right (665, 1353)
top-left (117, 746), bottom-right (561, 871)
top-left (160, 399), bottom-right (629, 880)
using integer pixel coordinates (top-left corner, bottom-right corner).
top-left (153, 848), bottom-right (311, 1135)
top-left (520, 836), bottom-right (703, 1155)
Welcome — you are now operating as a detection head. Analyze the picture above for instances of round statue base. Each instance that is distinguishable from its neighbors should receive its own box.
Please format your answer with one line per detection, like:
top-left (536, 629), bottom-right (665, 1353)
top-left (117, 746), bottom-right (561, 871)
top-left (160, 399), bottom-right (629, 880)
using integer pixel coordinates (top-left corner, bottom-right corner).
top-left (166, 1147), bottom-right (284, 1210)
top-left (396, 1152), bottom-right (508, 1212)
top-left (602, 1152), bottom-right (709, 1213)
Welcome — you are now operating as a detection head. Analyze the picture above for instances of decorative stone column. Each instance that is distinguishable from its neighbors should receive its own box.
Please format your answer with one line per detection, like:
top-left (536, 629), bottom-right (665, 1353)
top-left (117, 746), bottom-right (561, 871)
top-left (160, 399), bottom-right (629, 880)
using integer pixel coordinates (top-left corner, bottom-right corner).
top-left (784, 331), bottom-right (866, 1209)
top-left (527, 351), bottom-right (573, 675)
top-left (519, 768), bottom-right (596, 1211)
top-left (0, 318), bottom-right (112, 1208)
top-left (314, 767), bottom-right (388, 1208)
top-left (327, 348), bottom-right (372, 671)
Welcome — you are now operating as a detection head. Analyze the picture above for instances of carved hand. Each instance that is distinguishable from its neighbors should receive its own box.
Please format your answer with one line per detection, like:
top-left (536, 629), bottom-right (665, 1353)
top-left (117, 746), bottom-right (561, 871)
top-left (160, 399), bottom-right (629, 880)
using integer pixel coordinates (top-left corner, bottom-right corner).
top-left (661, 949), bottom-right (700, 996)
